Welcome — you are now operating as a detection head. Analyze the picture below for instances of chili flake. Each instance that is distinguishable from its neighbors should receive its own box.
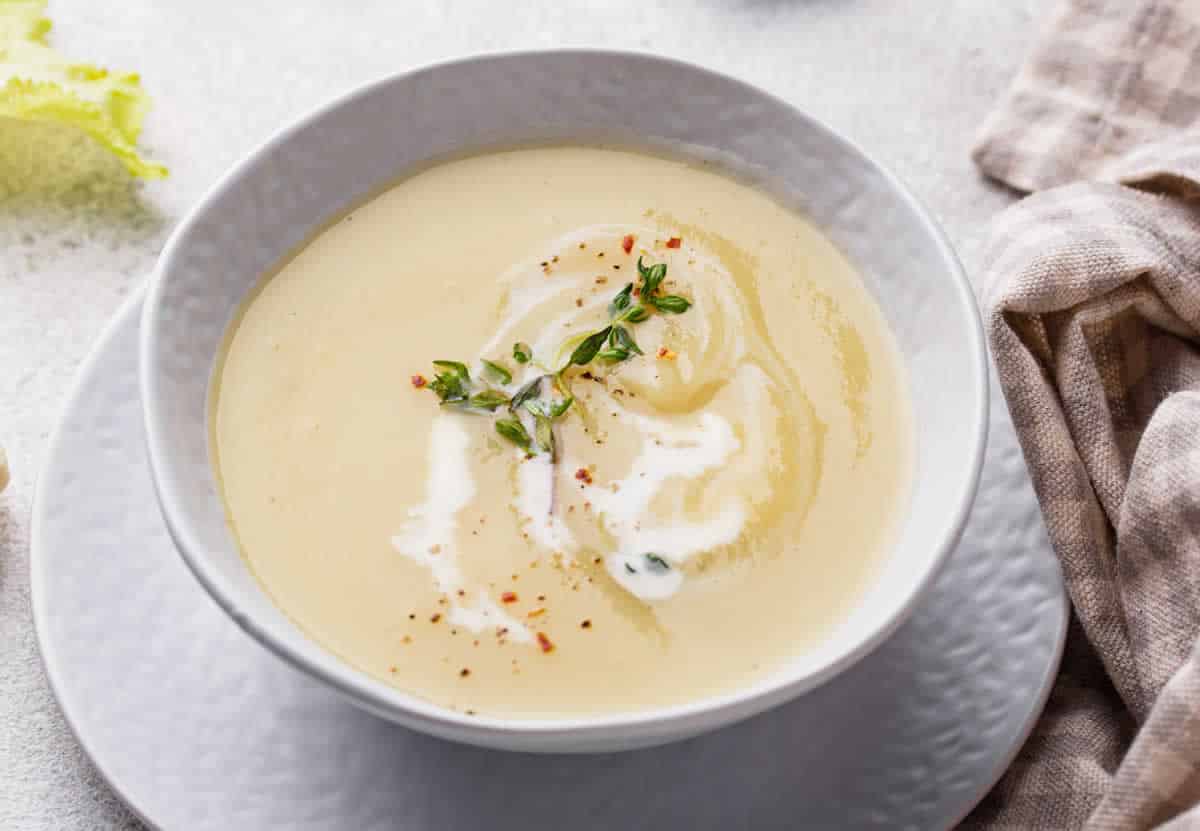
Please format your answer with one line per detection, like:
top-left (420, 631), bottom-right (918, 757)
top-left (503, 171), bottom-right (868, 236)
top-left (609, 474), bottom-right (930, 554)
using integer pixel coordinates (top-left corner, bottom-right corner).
top-left (410, 374), bottom-right (427, 389)
top-left (574, 467), bottom-right (593, 485)
top-left (430, 613), bottom-right (442, 623)
top-left (666, 236), bottom-right (682, 248)
top-left (581, 620), bottom-right (593, 629)
top-left (536, 632), bottom-right (555, 653)
top-left (622, 234), bottom-right (635, 254)
top-left (527, 608), bottom-right (546, 618)
top-left (657, 346), bottom-right (677, 360)
top-left (501, 591), bottom-right (518, 604)
top-left (459, 668), bottom-right (471, 678)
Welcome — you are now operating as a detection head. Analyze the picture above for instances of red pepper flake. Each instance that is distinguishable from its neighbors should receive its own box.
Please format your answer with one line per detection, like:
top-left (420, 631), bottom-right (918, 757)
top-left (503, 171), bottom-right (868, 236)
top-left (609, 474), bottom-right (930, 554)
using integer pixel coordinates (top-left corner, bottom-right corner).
top-left (526, 607), bottom-right (546, 618)
top-left (657, 346), bottom-right (677, 360)
top-left (537, 632), bottom-right (555, 653)
top-left (622, 234), bottom-right (635, 254)
top-left (411, 374), bottom-right (427, 389)
top-left (537, 594), bottom-right (546, 602)
top-left (574, 467), bottom-right (593, 485)
top-left (579, 242), bottom-right (587, 250)
top-left (594, 276), bottom-right (608, 284)
top-left (430, 613), bottom-right (442, 623)
top-left (459, 667), bottom-right (471, 677)
top-left (632, 286), bottom-right (641, 297)
top-left (666, 236), bottom-right (682, 248)
top-left (408, 613), bottom-right (416, 620)
top-left (575, 298), bottom-right (583, 307)
top-left (581, 620), bottom-right (592, 629)
top-left (501, 591), bottom-right (518, 604)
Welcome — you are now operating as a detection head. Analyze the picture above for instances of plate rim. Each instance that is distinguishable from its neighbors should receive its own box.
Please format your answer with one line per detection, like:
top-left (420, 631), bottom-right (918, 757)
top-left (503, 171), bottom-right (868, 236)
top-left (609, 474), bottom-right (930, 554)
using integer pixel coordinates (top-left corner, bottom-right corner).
top-left (31, 283), bottom-right (1067, 830)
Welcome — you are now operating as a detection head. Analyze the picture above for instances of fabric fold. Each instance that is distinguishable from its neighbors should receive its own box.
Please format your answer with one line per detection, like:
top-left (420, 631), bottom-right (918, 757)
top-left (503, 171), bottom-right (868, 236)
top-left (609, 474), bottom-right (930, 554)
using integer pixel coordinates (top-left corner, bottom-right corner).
top-left (969, 130), bottom-right (1200, 828)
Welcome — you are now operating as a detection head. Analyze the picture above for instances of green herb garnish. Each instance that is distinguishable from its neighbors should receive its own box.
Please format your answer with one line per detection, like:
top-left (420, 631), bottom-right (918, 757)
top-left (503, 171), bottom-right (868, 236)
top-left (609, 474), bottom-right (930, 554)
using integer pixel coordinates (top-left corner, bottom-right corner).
top-left (651, 295), bottom-right (691, 314)
top-left (526, 395), bottom-right (574, 419)
top-left (495, 418), bottom-right (531, 450)
top-left (534, 415), bottom-right (555, 460)
top-left (621, 304), bottom-right (650, 324)
top-left (432, 360), bottom-right (470, 380)
top-left (510, 375), bottom-right (544, 411)
top-left (468, 389), bottom-right (509, 411)
top-left (637, 257), bottom-right (668, 296)
top-left (607, 283), bottom-right (634, 318)
top-left (417, 255), bottom-right (690, 464)
top-left (610, 325), bottom-right (642, 356)
top-left (624, 562), bottom-right (637, 574)
top-left (645, 553), bottom-right (671, 573)
top-left (596, 347), bottom-right (629, 362)
top-left (481, 359), bottom-right (512, 385)
top-left (429, 361), bottom-right (470, 403)
top-left (567, 326), bottom-right (613, 367)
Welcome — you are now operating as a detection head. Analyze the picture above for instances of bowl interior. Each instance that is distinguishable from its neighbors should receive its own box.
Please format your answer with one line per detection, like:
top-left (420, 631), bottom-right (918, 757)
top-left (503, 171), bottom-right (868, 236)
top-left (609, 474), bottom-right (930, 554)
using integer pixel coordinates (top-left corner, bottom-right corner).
top-left (141, 51), bottom-right (985, 749)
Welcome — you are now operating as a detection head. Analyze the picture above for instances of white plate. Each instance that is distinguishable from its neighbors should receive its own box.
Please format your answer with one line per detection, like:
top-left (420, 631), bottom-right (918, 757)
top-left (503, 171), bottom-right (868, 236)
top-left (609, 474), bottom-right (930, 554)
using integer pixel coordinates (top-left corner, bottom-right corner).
top-left (32, 289), bottom-right (1067, 830)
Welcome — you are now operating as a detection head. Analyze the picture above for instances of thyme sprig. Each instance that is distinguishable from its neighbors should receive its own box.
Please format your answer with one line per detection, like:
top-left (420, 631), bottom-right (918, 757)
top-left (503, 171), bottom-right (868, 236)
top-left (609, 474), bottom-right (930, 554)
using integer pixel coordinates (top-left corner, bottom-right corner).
top-left (417, 253), bottom-right (691, 455)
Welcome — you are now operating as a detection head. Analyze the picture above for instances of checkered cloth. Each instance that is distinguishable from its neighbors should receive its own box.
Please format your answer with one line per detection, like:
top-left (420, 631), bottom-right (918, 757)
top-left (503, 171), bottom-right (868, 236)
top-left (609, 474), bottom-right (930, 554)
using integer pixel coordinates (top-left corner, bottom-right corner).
top-left (963, 2), bottom-right (1200, 828)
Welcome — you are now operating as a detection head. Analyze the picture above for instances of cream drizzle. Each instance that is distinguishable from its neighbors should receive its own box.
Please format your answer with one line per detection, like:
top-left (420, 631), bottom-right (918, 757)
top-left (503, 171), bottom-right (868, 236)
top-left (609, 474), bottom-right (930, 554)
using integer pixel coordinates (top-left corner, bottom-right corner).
top-left (389, 415), bottom-right (532, 642)
top-left (395, 225), bottom-right (764, 614)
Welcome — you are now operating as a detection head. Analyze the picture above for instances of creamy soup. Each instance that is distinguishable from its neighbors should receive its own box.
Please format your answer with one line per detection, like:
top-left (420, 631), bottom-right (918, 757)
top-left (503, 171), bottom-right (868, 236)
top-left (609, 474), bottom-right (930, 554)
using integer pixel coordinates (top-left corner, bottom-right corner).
top-left (213, 146), bottom-right (913, 718)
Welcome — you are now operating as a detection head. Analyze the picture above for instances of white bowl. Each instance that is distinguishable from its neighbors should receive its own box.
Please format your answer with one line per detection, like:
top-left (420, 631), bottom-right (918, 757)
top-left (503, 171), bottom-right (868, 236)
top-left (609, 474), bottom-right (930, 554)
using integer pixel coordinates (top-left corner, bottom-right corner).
top-left (140, 50), bottom-right (987, 753)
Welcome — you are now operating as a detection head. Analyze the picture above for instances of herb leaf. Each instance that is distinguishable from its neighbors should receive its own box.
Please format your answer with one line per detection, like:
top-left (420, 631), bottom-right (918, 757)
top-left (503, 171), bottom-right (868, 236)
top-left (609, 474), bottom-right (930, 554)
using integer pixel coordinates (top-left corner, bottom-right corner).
top-left (610, 325), bottom-right (643, 356)
top-left (621, 304), bottom-right (649, 324)
top-left (568, 326), bottom-right (613, 367)
top-left (608, 283), bottom-right (634, 318)
top-left (652, 295), bottom-right (692, 314)
top-left (430, 371), bottom-right (468, 403)
top-left (624, 562), bottom-right (637, 574)
top-left (637, 257), bottom-right (668, 296)
top-left (534, 414), bottom-right (555, 460)
top-left (481, 359), bottom-right (512, 385)
top-left (597, 347), bottom-right (630, 363)
top-left (548, 395), bottom-right (574, 418)
top-left (468, 389), bottom-right (509, 411)
top-left (525, 393), bottom-right (574, 420)
top-left (510, 375), bottom-right (544, 411)
top-left (432, 360), bottom-right (470, 382)
top-left (512, 342), bottom-right (533, 364)
top-left (645, 553), bottom-right (671, 573)
top-left (495, 418), bottom-right (531, 450)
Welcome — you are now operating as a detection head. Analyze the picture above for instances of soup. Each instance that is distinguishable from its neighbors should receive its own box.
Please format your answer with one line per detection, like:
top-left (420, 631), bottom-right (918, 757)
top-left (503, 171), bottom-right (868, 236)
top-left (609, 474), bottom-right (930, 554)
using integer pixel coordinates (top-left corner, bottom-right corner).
top-left (213, 146), bottom-right (913, 718)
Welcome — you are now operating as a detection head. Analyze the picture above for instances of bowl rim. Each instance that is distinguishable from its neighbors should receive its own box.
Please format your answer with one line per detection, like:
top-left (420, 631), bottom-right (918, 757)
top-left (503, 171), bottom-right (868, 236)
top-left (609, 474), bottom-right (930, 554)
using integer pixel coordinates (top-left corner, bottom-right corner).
top-left (140, 47), bottom-right (989, 745)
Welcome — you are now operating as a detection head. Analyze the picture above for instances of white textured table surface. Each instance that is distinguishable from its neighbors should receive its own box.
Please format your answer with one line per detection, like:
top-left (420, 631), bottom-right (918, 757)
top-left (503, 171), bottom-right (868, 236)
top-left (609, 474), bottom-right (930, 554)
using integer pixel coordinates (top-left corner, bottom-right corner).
top-left (0, 2), bottom-right (1047, 828)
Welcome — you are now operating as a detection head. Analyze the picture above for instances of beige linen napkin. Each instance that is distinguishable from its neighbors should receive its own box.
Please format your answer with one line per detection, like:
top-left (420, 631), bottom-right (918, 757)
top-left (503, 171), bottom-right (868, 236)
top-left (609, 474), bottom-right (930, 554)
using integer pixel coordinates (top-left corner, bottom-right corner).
top-left (964, 1), bottom-right (1200, 828)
